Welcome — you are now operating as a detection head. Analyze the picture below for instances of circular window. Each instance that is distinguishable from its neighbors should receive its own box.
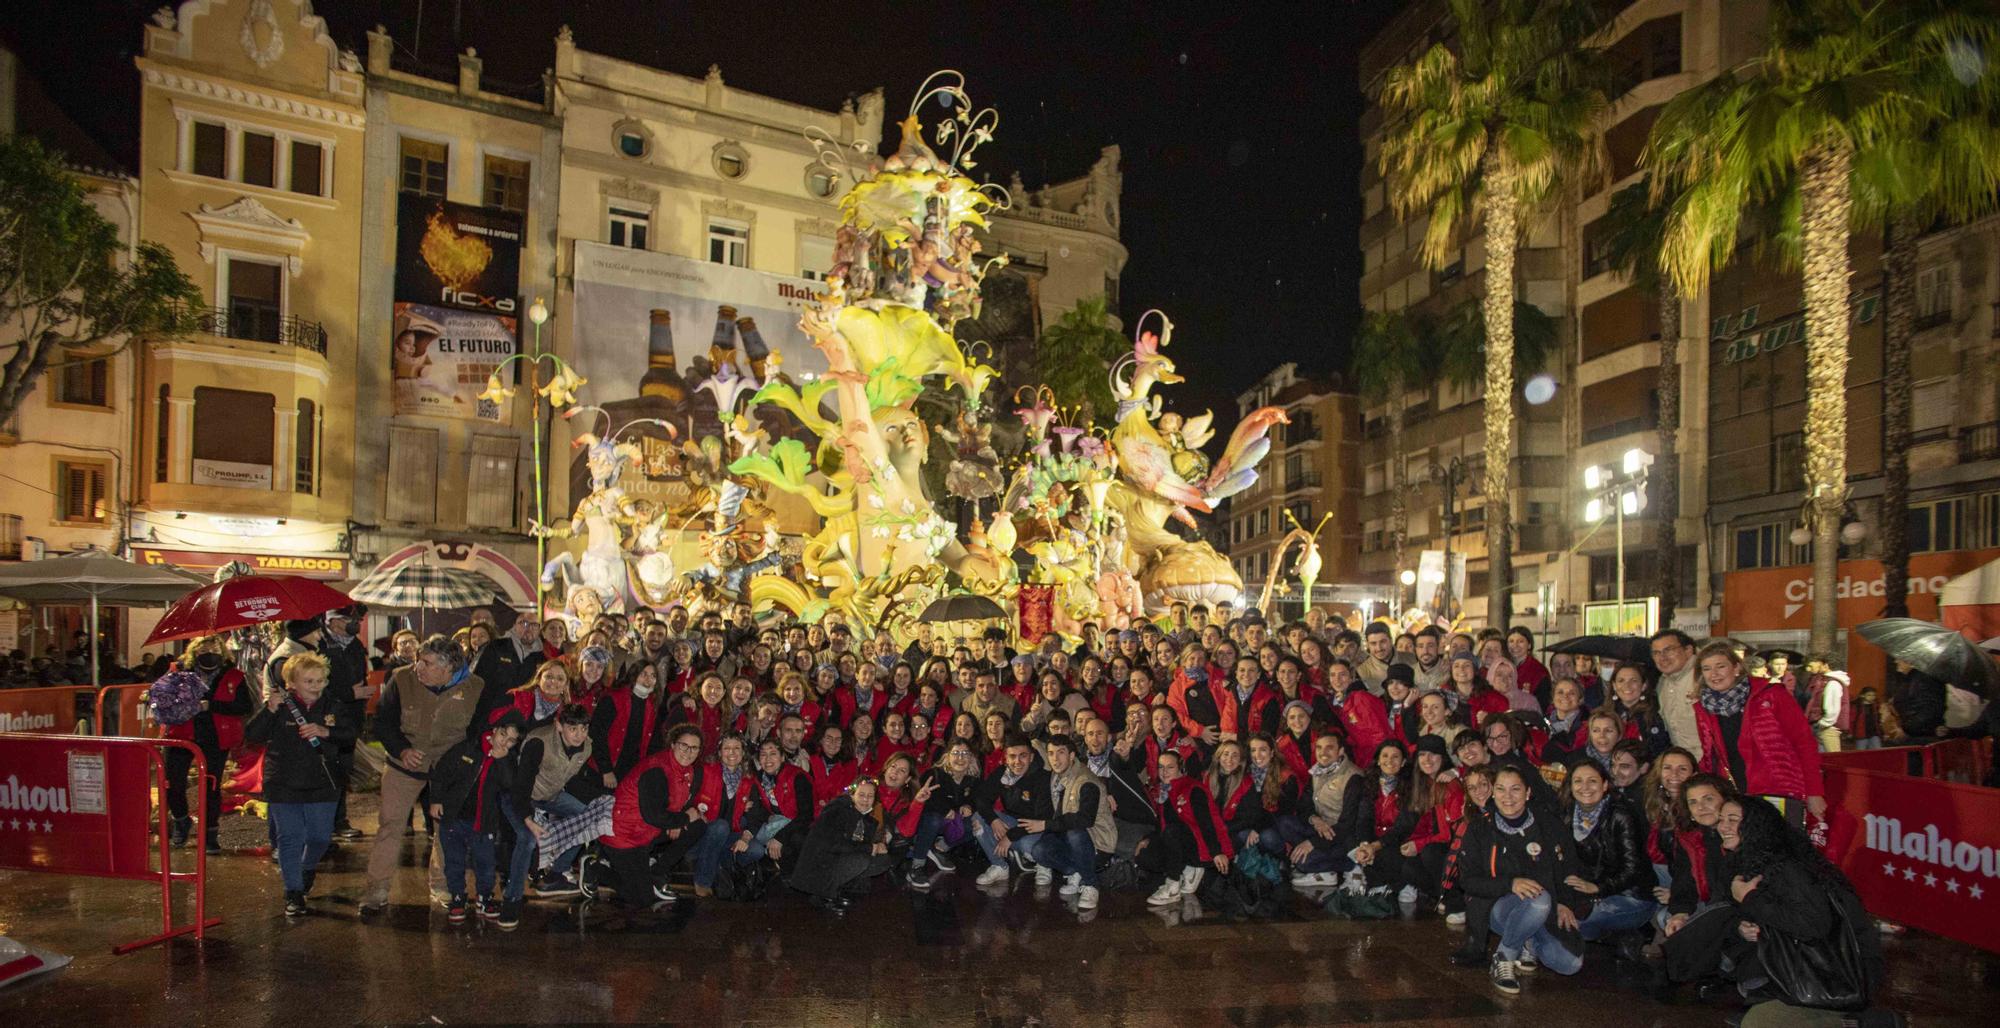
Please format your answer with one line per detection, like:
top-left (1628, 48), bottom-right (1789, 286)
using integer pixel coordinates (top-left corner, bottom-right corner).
top-left (712, 141), bottom-right (749, 180)
top-left (805, 167), bottom-right (836, 198)
top-left (612, 120), bottom-right (651, 160)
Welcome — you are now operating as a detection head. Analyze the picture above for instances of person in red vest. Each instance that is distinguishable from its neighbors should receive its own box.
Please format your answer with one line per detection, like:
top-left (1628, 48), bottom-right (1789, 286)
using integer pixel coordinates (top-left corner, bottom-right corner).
top-left (1221, 656), bottom-right (1283, 742)
top-left (1336, 659), bottom-right (1394, 762)
top-left (584, 722), bottom-right (719, 906)
top-left (588, 663), bottom-right (665, 787)
top-left (1135, 748), bottom-right (1232, 906)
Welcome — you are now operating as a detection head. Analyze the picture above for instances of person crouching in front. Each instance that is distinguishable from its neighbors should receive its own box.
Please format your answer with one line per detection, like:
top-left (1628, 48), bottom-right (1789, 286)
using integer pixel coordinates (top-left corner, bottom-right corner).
top-left (585, 723), bottom-right (719, 906)
top-left (428, 712), bottom-right (524, 924)
top-left (244, 651), bottom-right (353, 917)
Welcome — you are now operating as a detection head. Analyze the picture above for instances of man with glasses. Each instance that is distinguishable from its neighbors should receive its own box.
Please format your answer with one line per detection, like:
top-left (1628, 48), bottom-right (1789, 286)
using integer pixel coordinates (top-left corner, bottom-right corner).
top-left (362, 636), bottom-right (484, 915)
top-left (587, 723), bottom-right (717, 905)
top-left (1647, 630), bottom-right (1702, 760)
top-left (473, 611), bottom-right (547, 732)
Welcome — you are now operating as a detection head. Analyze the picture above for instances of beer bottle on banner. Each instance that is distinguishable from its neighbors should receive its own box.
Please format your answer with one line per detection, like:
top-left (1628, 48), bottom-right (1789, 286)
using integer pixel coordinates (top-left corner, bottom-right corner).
top-left (737, 316), bottom-right (771, 381)
top-left (710, 305), bottom-right (739, 374)
top-left (639, 309), bottom-right (687, 404)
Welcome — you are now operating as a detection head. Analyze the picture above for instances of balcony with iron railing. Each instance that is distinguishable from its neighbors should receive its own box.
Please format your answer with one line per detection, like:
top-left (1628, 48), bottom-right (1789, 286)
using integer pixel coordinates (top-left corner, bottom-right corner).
top-left (170, 302), bottom-right (328, 356)
top-left (1283, 471), bottom-right (1323, 493)
top-left (1963, 421), bottom-right (2000, 462)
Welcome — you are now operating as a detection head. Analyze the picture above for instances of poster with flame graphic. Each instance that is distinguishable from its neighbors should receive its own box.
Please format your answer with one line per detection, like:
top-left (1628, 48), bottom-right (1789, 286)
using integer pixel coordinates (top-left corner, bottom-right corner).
top-left (392, 196), bottom-right (524, 421)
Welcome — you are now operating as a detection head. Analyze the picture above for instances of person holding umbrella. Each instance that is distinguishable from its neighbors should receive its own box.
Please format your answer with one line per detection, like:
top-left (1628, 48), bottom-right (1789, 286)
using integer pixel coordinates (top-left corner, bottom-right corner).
top-left (158, 635), bottom-right (252, 854)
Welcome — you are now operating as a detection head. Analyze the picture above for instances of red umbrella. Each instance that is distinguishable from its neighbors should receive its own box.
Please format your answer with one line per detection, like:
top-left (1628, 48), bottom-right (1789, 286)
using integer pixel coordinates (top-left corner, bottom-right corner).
top-left (146, 574), bottom-right (355, 644)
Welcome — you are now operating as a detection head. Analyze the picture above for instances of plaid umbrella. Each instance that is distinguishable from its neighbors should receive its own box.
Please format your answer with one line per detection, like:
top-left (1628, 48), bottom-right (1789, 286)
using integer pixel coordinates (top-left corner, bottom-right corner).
top-left (347, 562), bottom-right (503, 612)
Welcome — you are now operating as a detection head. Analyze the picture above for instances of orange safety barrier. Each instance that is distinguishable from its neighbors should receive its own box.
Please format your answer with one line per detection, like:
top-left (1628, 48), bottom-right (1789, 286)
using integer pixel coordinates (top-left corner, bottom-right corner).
top-left (0, 684), bottom-right (90, 735)
top-left (94, 683), bottom-right (161, 739)
top-left (0, 732), bottom-right (222, 953)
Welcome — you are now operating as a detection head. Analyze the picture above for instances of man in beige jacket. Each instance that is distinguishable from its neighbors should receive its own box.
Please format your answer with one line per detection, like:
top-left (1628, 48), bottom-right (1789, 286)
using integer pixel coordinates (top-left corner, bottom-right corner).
top-left (360, 635), bottom-right (484, 914)
top-left (1649, 629), bottom-right (1701, 762)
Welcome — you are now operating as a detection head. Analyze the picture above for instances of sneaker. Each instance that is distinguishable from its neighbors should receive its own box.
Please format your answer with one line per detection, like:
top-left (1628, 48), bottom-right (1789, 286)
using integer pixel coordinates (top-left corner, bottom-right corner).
top-left (1290, 871), bottom-right (1339, 888)
top-left (1490, 956), bottom-right (1521, 996)
top-left (1179, 866), bottom-right (1205, 893)
top-left (168, 817), bottom-right (191, 848)
top-left (447, 897), bottom-right (468, 924)
top-left (1446, 910), bottom-right (1467, 927)
top-left (204, 838), bottom-right (224, 856)
top-left (333, 825), bottom-right (365, 842)
top-left (478, 896), bottom-right (502, 921)
top-left (1010, 849), bottom-right (1034, 873)
top-left (1398, 885), bottom-right (1419, 904)
top-left (1146, 879), bottom-right (1182, 906)
top-left (975, 864), bottom-right (1010, 887)
top-left (535, 873), bottom-right (581, 898)
top-left (1076, 885), bottom-right (1100, 911)
top-left (1448, 946), bottom-right (1486, 968)
top-left (1340, 868), bottom-right (1368, 893)
top-left (496, 899), bottom-right (522, 931)
top-left (650, 880), bottom-right (677, 904)
top-left (1059, 873), bottom-right (1082, 896)
top-left (284, 891), bottom-right (307, 918)
top-left (575, 855), bottom-right (602, 900)
top-left (1515, 948), bottom-right (1539, 974)
top-left (1034, 865), bottom-right (1053, 887)
top-left (908, 870), bottom-right (936, 892)
top-left (926, 849), bottom-right (954, 873)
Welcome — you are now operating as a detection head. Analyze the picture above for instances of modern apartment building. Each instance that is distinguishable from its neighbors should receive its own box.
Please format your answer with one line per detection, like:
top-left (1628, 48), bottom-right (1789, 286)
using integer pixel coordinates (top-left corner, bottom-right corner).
top-left (1221, 364), bottom-right (1364, 620)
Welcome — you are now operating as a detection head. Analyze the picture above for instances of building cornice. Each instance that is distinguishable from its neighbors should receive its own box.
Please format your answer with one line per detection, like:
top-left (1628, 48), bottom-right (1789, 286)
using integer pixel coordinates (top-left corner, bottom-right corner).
top-left (141, 65), bottom-right (365, 130)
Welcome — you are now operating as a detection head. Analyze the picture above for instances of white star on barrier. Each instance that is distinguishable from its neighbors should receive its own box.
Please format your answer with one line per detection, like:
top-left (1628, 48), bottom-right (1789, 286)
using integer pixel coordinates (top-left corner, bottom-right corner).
top-left (1947, 880), bottom-right (1961, 893)
top-left (42, 820), bottom-right (53, 832)
top-left (1903, 867), bottom-right (1917, 881)
top-left (1882, 861), bottom-right (1897, 876)
top-left (1973, 884), bottom-right (1986, 900)
top-left (1923, 873), bottom-right (1938, 888)
top-left (21, 820), bottom-right (35, 833)
top-left (7, 818), bottom-right (19, 831)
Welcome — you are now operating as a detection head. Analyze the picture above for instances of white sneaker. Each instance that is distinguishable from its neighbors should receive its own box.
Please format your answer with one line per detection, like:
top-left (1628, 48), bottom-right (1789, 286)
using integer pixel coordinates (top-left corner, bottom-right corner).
top-left (1398, 885), bottom-right (1419, 904)
top-left (975, 864), bottom-right (1010, 887)
top-left (1035, 865), bottom-right (1053, 887)
top-left (1076, 885), bottom-right (1100, 910)
top-left (1059, 873), bottom-right (1082, 896)
top-left (1146, 879), bottom-right (1182, 905)
top-left (1180, 866), bottom-right (1206, 893)
top-left (1290, 871), bottom-right (1338, 887)
top-left (1446, 910), bottom-right (1467, 926)
top-left (1515, 946), bottom-right (1539, 973)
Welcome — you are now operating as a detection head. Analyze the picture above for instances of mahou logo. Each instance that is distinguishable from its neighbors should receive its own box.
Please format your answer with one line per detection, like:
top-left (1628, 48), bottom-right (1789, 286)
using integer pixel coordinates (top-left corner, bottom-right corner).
top-left (1865, 814), bottom-right (2000, 879)
top-left (0, 773), bottom-right (70, 813)
top-left (0, 711), bottom-right (56, 732)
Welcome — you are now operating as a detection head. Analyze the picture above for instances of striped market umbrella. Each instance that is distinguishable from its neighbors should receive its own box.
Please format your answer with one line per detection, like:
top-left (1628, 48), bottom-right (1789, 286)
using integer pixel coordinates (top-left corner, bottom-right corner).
top-left (347, 562), bottom-right (503, 612)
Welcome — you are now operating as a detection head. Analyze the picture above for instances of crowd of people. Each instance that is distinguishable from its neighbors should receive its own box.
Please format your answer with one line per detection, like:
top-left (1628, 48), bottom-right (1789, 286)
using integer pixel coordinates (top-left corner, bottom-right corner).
top-left (153, 599), bottom-right (1931, 1023)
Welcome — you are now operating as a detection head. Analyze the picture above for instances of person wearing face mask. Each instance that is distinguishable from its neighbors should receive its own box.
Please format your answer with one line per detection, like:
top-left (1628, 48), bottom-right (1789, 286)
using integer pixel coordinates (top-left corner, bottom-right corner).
top-left (1458, 765), bottom-right (1588, 995)
top-left (589, 663), bottom-right (666, 787)
top-left (317, 606), bottom-right (374, 841)
top-left (161, 636), bottom-right (252, 853)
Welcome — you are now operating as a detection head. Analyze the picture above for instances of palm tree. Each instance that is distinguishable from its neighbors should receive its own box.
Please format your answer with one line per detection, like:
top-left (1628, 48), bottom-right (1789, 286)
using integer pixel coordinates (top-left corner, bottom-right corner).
top-left (1378, 0), bottom-right (1610, 630)
top-left (1856, 3), bottom-right (2000, 618)
top-left (1033, 295), bottom-right (1128, 426)
top-left (1595, 178), bottom-right (1688, 612)
top-left (1644, 0), bottom-right (1942, 655)
top-left (1353, 310), bottom-right (1430, 598)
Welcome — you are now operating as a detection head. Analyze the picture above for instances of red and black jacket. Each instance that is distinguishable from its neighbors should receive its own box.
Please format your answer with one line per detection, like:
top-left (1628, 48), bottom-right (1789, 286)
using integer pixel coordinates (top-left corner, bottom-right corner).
top-left (600, 749), bottom-right (720, 849)
top-left (831, 685), bottom-right (890, 728)
top-left (808, 752), bottom-right (857, 815)
top-left (1275, 729), bottom-right (1316, 782)
top-left (876, 785), bottom-right (927, 841)
top-left (1221, 682), bottom-right (1284, 740)
top-left (1409, 778), bottom-right (1467, 850)
top-left (165, 666), bottom-right (250, 751)
top-left (1161, 775), bottom-right (1234, 861)
top-left (1339, 685), bottom-right (1393, 761)
top-left (752, 763), bottom-right (813, 826)
top-left (589, 687), bottom-right (662, 780)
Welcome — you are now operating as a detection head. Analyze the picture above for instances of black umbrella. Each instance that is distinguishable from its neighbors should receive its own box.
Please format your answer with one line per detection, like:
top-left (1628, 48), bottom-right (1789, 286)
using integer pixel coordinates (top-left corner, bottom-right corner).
top-left (917, 594), bottom-right (1006, 624)
top-left (1855, 618), bottom-right (2000, 696)
top-left (1547, 634), bottom-right (1653, 666)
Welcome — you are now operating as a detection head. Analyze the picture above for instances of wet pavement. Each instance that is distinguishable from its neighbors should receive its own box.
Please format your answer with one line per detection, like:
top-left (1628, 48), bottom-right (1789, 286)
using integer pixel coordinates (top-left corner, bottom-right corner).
top-left (2, 807), bottom-right (1996, 1026)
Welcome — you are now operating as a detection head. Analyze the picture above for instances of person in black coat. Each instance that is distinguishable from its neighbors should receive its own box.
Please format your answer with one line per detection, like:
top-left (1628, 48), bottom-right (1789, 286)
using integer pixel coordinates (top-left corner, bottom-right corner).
top-left (971, 735), bottom-right (1053, 886)
top-left (1560, 759), bottom-right (1656, 958)
top-left (1727, 798), bottom-right (1891, 1020)
top-left (317, 606), bottom-right (373, 839)
top-left (428, 713), bottom-right (524, 922)
top-left (243, 651), bottom-right (355, 916)
top-left (1891, 665), bottom-right (1947, 739)
top-left (789, 780), bottom-right (897, 913)
top-left (471, 615), bottom-right (549, 737)
top-left (1458, 764), bottom-right (1587, 995)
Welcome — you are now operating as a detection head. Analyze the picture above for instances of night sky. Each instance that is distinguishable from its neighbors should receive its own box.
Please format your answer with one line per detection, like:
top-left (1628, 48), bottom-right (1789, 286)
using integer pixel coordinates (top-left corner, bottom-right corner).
top-left (6, 0), bottom-right (1399, 432)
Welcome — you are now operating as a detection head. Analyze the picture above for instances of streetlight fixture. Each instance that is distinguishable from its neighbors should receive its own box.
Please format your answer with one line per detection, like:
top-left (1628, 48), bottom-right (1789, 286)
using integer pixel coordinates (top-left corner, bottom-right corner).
top-left (1427, 455), bottom-right (1470, 621)
top-left (1581, 447), bottom-right (1653, 632)
top-left (480, 295), bottom-right (578, 620)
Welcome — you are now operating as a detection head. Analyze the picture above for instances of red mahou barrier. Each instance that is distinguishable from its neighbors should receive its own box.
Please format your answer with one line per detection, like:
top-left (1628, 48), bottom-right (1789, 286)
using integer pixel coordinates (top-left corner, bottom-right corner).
top-left (0, 732), bottom-right (222, 953)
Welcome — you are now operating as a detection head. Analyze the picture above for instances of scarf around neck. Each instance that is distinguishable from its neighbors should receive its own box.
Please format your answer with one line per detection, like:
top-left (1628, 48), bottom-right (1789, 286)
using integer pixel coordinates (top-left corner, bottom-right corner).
top-left (1086, 748), bottom-right (1112, 777)
top-left (1571, 798), bottom-right (1607, 841)
top-left (721, 765), bottom-right (744, 798)
top-left (1496, 807), bottom-right (1535, 836)
top-left (1310, 757), bottom-right (1349, 779)
top-left (1249, 762), bottom-right (1269, 792)
top-left (1699, 676), bottom-right (1752, 718)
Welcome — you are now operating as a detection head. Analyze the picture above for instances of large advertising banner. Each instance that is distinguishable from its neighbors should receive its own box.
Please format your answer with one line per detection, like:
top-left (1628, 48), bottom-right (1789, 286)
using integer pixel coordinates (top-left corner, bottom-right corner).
top-left (568, 241), bottom-right (826, 511)
top-left (1818, 764), bottom-right (2000, 954)
top-left (393, 195), bottom-right (523, 423)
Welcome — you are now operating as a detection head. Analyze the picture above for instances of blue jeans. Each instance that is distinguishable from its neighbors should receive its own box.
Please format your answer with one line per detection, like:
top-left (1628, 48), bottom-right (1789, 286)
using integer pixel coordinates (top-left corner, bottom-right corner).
top-left (1232, 827), bottom-right (1286, 858)
top-left (1579, 892), bottom-right (1659, 940)
top-left (692, 819), bottom-right (738, 887)
top-left (907, 811), bottom-right (946, 862)
top-left (973, 812), bottom-right (1042, 868)
top-left (1492, 891), bottom-right (1583, 974)
top-left (508, 792), bottom-right (589, 893)
top-left (270, 801), bottom-right (336, 893)
top-left (1036, 829), bottom-right (1100, 886)
top-left (1279, 815), bottom-right (1354, 873)
top-left (441, 820), bottom-right (498, 901)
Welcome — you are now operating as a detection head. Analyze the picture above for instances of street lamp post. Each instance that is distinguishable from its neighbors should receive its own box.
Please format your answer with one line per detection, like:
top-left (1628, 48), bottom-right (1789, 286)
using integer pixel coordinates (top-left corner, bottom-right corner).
top-left (481, 298), bottom-right (572, 620)
top-left (1427, 456), bottom-right (1468, 621)
top-left (1582, 448), bottom-right (1653, 633)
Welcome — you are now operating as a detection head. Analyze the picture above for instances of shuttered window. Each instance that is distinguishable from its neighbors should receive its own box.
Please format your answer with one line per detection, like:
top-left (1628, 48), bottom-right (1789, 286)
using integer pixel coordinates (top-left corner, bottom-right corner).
top-left (386, 426), bottom-right (439, 523)
top-left (465, 435), bottom-right (519, 528)
top-left (55, 461), bottom-right (108, 523)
